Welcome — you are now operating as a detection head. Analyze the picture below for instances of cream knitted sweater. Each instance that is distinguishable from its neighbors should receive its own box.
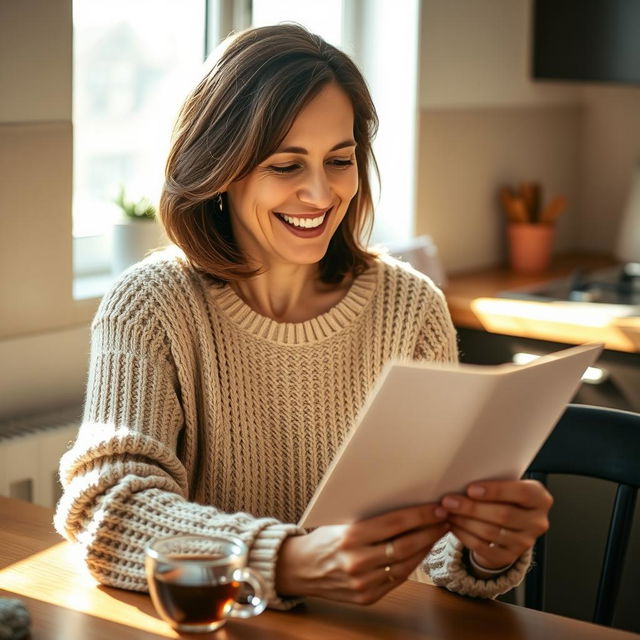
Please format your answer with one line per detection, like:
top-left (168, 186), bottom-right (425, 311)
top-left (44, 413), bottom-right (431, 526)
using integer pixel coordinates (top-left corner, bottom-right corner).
top-left (54, 248), bottom-right (530, 607)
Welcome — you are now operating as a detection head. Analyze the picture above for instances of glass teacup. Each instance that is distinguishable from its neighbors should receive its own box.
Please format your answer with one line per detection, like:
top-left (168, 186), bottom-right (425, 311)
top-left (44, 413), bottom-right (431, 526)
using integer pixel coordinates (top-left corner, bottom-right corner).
top-left (145, 534), bottom-right (267, 633)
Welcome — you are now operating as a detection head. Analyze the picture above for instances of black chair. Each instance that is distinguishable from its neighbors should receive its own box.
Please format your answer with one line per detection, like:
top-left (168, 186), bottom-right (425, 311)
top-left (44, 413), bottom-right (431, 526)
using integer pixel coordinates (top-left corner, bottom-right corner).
top-left (524, 403), bottom-right (640, 627)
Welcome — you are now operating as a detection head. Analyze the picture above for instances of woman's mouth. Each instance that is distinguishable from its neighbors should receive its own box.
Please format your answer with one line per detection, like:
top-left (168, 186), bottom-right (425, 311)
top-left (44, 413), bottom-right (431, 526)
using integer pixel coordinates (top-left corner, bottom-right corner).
top-left (279, 212), bottom-right (326, 228)
top-left (274, 208), bottom-right (332, 237)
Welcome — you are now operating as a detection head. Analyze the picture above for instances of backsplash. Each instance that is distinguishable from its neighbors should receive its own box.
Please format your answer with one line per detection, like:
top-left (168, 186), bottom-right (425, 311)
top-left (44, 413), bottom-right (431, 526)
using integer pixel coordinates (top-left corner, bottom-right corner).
top-left (416, 104), bottom-right (581, 273)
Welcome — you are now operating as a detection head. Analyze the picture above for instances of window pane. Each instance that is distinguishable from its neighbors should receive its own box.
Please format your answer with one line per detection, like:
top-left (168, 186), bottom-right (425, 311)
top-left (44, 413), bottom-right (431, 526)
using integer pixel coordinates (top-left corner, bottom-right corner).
top-left (73, 1), bottom-right (205, 237)
top-left (251, 0), bottom-right (344, 47)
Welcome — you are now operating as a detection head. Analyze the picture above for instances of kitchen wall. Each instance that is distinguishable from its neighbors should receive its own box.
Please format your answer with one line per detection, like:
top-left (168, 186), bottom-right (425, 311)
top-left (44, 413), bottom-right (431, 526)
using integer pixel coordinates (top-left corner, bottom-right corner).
top-left (417, 0), bottom-right (640, 273)
top-left (0, 0), bottom-right (91, 420)
top-left (417, 104), bottom-right (581, 273)
top-left (578, 86), bottom-right (640, 254)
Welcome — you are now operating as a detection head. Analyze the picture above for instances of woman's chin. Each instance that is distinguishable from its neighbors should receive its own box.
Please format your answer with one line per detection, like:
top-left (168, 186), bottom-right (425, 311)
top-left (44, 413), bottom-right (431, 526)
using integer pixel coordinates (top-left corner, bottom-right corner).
top-left (277, 248), bottom-right (330, 267)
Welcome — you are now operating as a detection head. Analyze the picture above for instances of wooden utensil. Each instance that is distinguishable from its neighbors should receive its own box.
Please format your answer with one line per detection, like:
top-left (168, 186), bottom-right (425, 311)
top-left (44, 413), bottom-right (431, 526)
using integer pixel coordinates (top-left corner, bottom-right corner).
top-left (500, 188), bottom-right (530, 223)
top-left (540, 195), bottom-right (566, 223)
top-left (510, 196), bottom-right (530, 223)
top-left (520, 182), bottom-right (541, 223)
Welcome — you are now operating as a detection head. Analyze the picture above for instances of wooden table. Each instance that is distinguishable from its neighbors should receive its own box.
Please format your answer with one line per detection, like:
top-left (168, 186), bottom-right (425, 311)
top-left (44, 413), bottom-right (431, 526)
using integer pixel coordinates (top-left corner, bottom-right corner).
top-left (0, 496), bottom-right (636, 639)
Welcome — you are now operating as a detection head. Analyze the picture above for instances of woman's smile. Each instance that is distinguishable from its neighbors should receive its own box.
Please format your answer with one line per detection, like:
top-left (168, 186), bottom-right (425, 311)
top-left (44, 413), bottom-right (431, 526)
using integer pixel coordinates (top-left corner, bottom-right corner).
top-left (274, 207), bottom-right (332, 236)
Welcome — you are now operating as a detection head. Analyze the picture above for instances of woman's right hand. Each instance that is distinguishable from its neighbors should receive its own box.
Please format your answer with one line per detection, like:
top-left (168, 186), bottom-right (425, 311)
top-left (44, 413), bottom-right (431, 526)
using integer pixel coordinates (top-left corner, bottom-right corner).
top-left (275, 504), bottom-right (450, 604)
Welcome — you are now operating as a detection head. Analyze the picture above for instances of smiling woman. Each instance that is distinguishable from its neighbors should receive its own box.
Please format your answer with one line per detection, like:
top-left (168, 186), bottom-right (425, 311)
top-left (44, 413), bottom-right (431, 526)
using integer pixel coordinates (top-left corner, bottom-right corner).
top-left (159, 24), bottom-right (378, 288)
top-left (54, 23), bottom-right (546, 617)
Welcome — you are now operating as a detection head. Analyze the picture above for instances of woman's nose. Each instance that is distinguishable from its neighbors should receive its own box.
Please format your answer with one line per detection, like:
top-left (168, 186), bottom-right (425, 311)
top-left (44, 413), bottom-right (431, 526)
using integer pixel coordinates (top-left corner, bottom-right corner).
top-left (297, 168), bottom-right (333, 208)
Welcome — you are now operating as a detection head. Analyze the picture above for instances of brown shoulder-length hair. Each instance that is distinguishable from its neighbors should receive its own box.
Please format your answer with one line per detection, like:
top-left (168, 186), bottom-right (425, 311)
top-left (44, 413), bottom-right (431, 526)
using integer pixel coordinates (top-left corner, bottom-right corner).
top-left (159, 23), bottom-right (379, 284)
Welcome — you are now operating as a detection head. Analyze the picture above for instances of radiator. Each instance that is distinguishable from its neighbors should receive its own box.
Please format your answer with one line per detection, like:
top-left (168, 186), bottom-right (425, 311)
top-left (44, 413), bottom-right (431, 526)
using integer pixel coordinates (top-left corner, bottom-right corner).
top-left (0, 406), bottom-right (81, 508)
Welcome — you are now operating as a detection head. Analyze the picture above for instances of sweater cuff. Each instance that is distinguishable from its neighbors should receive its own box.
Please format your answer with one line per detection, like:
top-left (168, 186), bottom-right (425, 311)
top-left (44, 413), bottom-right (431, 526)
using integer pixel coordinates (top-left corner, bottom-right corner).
top-left (248, 523), bottom-right (306, 610)
top-left (424, 533), bottom-right (532, 599)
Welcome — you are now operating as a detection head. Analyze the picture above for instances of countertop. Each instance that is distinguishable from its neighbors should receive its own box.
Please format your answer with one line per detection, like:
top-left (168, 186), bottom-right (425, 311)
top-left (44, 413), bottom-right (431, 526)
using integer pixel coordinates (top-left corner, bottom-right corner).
top-left (444, 252), bottom-right (640, 354)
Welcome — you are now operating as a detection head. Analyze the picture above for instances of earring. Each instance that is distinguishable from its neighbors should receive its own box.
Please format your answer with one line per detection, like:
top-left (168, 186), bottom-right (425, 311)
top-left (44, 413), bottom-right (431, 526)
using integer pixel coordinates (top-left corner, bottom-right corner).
top-left (215, 193), bottom-right (223, 212)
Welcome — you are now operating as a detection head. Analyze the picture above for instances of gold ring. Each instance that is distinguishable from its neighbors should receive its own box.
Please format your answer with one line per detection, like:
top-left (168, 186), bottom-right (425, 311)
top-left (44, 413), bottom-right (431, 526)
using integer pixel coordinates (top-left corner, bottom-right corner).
top-left (384, 564), bottom-right (395, 583)
top-left (384, 541), bottom-right (396, 562)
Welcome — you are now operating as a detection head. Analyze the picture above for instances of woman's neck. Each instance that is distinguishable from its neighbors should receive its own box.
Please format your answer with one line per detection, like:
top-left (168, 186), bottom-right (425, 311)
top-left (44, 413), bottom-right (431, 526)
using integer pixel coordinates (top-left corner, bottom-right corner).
top-left (230, 263), bottom-right (352, 323)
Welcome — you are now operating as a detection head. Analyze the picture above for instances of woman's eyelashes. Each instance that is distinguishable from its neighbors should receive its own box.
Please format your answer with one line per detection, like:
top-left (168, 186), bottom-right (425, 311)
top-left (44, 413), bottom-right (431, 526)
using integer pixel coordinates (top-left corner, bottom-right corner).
top-left (266, 158), bottom-right (355, 175)
top-left (330, 158), bottom-right (355, 168)
top-left (268, 164), bottom-right (300, 175)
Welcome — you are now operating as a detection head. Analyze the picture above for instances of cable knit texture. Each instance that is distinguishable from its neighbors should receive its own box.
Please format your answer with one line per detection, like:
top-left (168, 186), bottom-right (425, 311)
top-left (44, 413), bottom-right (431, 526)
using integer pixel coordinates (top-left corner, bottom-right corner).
top-left (54, 247), bottom-right (529, 608)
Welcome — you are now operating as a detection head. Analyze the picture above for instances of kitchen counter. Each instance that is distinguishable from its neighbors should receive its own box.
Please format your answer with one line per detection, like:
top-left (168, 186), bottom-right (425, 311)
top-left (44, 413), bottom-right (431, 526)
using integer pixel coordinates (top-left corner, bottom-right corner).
top-left (444, 252), bottom-right (640, 354)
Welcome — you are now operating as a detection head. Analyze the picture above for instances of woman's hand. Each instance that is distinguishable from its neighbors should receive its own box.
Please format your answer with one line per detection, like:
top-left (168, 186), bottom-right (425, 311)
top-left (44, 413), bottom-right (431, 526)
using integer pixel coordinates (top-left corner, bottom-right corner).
top-left (275, 504), bottom-right (450, 604)
top-left (441, 479), bottom-right (553, 573)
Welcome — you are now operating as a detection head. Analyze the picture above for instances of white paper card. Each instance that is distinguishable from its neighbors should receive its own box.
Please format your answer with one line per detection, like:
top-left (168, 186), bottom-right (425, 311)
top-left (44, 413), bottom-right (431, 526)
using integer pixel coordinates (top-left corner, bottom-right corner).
top-left (299, 343), bottom-right (603, 528)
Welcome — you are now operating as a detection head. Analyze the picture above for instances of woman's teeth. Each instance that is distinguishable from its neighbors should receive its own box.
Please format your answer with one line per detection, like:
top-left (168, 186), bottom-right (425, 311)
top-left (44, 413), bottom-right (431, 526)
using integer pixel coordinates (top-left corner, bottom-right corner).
top-left (279, 212), bottom-right (326, 229)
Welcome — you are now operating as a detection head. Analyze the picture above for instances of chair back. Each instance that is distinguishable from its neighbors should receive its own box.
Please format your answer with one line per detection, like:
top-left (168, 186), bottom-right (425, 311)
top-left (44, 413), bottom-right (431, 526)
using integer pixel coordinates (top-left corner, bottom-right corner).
top-left (524, 403), bottom-right (640, 627)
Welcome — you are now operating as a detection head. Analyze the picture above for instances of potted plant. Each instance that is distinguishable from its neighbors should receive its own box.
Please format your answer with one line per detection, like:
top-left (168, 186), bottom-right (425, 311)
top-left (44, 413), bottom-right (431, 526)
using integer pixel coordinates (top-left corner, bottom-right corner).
top-left (112, 186), bottom-right (165, 274)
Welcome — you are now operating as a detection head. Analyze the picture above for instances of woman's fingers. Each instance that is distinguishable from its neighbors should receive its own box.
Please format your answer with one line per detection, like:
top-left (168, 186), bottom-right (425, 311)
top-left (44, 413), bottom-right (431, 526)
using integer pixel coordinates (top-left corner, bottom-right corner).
top-left (441, 495), bottom-right (529, 530)
top-left (464, 479), bottom-right (554, 510)
top-left (441, 479), bottom-right (554, 572)
top-left (346, 503), bottom-right (449, 547)
top-left (447, 515), bottom-right (532, 555)
top-left (441, 492), bottom-right (550, 536)
top-left (324, 512), bottom-right (451, 604)
top-left (449, 523), bottom-right (517, 568)
top-left (447, 515), bottom-right (515, 546)
top-left (330, 548), bottom-right (430, 605)
top-left (276, 507), bottom-right (451, 604)
top-left (339, 522), bottom-right (450, 575)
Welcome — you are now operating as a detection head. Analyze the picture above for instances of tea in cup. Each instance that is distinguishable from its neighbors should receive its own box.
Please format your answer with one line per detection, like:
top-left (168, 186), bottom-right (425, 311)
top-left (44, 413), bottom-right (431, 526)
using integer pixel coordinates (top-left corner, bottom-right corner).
top-left (145, 534), bottom-right (267, 633)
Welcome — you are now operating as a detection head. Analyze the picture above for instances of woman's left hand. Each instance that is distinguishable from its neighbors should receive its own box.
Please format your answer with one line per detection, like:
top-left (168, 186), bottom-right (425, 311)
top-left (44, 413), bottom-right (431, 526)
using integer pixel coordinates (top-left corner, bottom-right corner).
top-left (441, 479), bottom-right (553, 571)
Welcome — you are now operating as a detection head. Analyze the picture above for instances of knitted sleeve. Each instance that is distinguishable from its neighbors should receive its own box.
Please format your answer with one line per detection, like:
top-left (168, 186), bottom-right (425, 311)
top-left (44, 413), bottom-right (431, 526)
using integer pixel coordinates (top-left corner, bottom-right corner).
top-left (411, 284), bottom-right (532, 598)
top-left (53, 274), bottom-right (302, 609)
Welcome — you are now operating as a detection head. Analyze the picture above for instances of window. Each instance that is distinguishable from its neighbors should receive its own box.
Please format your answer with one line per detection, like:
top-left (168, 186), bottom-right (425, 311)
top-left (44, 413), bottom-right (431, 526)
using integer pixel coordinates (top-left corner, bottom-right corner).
top-left (251, 0), bottom-right (345, 47)
top-left (72, 0), bottom-right (206, 280)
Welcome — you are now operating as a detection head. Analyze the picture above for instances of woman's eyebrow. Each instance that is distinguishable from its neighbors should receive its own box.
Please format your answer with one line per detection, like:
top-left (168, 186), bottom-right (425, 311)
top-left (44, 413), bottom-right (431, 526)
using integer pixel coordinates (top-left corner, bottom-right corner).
top-left (273, 139), bottom-right (357, 155)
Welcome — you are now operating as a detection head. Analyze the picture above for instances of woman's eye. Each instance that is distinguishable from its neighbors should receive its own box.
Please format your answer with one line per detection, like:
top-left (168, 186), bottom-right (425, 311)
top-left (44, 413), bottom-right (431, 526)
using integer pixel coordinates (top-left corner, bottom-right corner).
top-left (268, 164), bottom-right (300, 174)
top-left (329, 158), bottom-right (355, 168)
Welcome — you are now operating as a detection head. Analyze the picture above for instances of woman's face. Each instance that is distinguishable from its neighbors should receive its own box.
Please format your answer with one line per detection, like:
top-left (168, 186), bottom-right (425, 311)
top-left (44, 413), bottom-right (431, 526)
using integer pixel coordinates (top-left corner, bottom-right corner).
top-left (226, 82), bottom-right (358, 271)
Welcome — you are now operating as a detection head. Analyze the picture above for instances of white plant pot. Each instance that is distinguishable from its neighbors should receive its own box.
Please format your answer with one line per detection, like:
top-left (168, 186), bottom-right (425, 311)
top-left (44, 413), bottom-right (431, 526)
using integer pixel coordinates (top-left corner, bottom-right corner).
top-left (112, 219), bottom-right (164, 275)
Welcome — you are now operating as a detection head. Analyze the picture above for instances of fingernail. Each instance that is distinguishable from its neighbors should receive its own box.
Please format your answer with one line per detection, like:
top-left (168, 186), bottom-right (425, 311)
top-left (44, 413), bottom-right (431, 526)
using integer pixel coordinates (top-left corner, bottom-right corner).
top-left (442, 497), bottom-right (460, 509)
top-left (468, 485), bottom-right (486, 498)
top-left (435, 507), bottom-right (448, 518)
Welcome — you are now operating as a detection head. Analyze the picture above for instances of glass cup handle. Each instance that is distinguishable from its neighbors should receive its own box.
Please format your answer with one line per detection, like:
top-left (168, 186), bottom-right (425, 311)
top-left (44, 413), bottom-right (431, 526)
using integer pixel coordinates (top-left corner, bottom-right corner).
top-left (227, 567), bottom-right (268, 619)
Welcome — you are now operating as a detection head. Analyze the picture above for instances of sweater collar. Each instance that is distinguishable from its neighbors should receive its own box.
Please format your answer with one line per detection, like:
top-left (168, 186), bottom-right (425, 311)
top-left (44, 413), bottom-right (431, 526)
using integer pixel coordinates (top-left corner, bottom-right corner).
top-left (206, 260), bottom-right (381, 344)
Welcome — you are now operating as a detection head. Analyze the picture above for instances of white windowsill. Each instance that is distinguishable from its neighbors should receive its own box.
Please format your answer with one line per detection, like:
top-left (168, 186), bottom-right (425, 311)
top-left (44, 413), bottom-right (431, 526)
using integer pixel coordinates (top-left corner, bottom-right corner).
top-left (73, 272), bottom-right (116, 300)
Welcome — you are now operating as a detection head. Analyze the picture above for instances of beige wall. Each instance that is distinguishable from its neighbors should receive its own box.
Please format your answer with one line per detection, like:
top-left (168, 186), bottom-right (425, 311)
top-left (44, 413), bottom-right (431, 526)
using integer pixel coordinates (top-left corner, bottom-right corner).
top-left (0, 0), bottom-right (71, 123)
top-left (418, 0), bottom-right (640, 272)
top-left (0, 0), bottom-right (93, 420)
top-left (417, 105), bottom-right (581, 273)
top-left (0, 0), bottom-right (96, 338)
top-left (420, 0), bottom-right (580, 109)
top-left (578, 86), bottom-right (640, 254)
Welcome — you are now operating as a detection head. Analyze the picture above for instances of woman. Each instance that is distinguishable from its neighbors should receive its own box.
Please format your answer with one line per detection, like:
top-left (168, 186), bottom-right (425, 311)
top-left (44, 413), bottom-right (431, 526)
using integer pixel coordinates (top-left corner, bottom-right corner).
top-left (55, 24), bottom-right (551, 608)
